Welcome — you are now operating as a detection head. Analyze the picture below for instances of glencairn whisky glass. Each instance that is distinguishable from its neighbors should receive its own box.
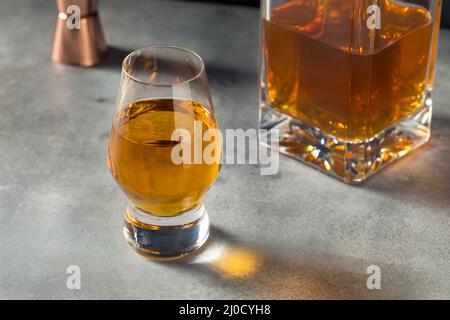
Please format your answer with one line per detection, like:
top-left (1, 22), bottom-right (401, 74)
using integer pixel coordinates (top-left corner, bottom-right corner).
top-left (107, 47), bottom-right (221, 257)
top-left (260, 0), bottom-right (442, 183)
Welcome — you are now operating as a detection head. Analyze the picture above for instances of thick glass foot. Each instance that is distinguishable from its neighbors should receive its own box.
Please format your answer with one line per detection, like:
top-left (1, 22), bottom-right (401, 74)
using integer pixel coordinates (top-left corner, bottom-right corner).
top-left (123, 203), bottom-right (209, 258)
top-left (260, 99), bottom-right (432, 184)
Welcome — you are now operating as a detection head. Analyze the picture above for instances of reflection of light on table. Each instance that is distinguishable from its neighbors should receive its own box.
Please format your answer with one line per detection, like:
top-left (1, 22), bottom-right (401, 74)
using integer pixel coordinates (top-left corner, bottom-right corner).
top-left (191, 242), bottom-right (262, 279)
top-left (212, 247), bottom-right (260, 278)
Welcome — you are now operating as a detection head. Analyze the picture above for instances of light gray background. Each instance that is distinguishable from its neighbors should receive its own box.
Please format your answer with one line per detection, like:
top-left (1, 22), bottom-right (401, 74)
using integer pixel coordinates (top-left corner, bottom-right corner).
top-left (0, 0), bottom-right (449, 299)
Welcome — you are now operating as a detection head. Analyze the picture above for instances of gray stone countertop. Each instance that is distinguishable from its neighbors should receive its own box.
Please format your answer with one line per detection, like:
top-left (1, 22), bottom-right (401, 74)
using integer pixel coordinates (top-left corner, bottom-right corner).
top-left (0, 0), bottom-right (449, 299)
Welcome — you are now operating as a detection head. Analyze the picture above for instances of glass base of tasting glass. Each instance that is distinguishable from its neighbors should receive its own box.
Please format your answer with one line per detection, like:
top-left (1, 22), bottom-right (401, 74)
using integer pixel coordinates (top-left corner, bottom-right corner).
top-left (260, 92), bottom-right (433, 184)
top-left (123, 203), bottom-right (210, 258)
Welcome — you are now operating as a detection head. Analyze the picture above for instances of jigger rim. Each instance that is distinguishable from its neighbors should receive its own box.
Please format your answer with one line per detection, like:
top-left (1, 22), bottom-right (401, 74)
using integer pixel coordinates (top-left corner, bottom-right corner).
top-left (122, 46), bottom-right (206, 87)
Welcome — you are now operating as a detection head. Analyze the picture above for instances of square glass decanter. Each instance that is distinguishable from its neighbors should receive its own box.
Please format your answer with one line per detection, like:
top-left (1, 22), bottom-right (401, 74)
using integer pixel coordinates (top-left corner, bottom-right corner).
top-left (259, 0), bottom-right (442, 183)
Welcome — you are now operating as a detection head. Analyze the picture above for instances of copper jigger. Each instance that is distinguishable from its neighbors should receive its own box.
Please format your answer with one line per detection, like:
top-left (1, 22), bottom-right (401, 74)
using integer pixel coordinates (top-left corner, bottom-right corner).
top-left (51, 0), bottom-right (107, 67)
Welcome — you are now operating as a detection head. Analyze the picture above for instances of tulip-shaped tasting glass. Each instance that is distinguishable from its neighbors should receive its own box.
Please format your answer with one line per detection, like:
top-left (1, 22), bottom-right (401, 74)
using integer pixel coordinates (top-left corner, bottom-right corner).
top-left (107, 47), bottom-right (221, 258)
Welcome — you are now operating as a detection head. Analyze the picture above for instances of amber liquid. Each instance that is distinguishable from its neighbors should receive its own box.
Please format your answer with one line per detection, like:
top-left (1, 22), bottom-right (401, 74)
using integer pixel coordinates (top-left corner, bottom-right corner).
top-left (263, 0), bottom-right (434, 141)
top-left (428, 0), bottom-right (442, 85)
top-left (108, 98), bottom-right (220, 216)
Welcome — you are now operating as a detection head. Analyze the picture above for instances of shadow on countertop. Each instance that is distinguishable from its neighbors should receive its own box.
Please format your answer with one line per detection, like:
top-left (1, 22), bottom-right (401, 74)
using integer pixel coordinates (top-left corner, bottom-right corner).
top-left (98, 46), bottom-right (133, 70)
top-left (96, 46), bottom-right (258, 88)
top-left (139, 226), bottom-right (425, 299)
top-left (363, 114), bottom-right (450, 213)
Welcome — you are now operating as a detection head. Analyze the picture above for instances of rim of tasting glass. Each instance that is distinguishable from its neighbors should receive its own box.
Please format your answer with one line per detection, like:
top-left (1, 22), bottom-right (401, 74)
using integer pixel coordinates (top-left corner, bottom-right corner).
top-left (121, 46), bottom-right (206, 88)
